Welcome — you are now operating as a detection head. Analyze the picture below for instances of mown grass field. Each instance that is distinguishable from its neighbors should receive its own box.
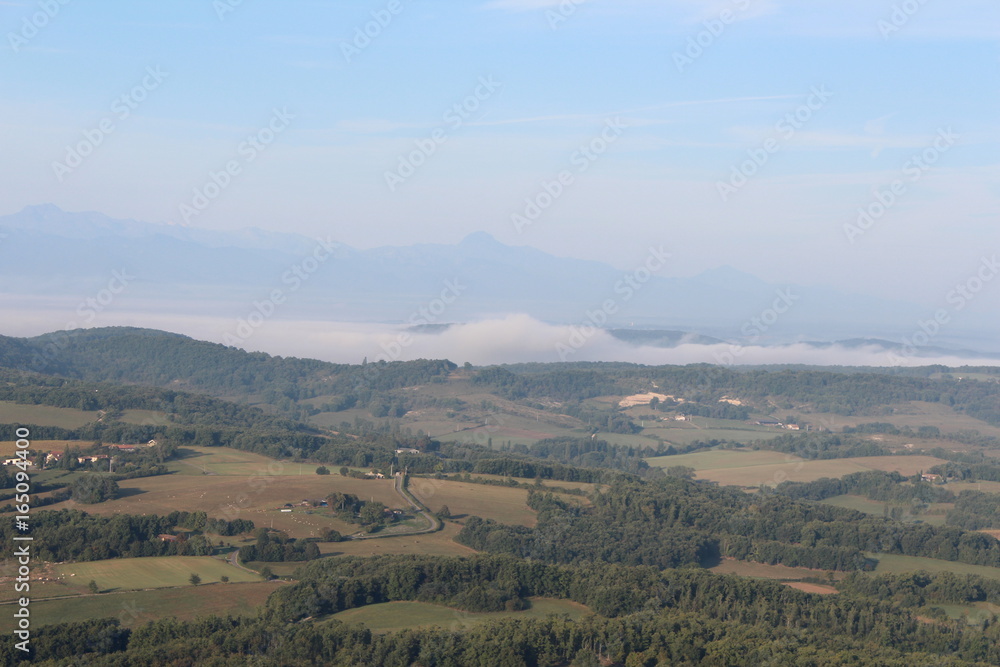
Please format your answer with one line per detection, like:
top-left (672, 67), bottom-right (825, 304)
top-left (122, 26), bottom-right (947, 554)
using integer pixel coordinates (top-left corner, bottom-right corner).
top-left (708, 557), bottom-right (845, 582)
top-left (328, 597), bottom-right (591, 632)
top-left (319, 521), bottom-right (476, 559)
top-left (820, 495), bottom-right (893, 515)
top-left (819, 495), bottom-right (951, 526)
top-left (871, 554), bottom-right (1000, 580)
top-left (54, 556), bottom-right (261, 591)
top-left (933, 601), bottom-right (1000, 625)
top-left (947, 481), bottom-right (1000, 495)
top-left (436, 473), bottom-right (599, 495)
top-left (409, 479), bottom-right (537, 527)
top-left (436, 419), bottom-right (582, 448)
top-left (648, 449), bottom-right (949, 487)
top-left (783, 401), bottom-right (1000, 440)
top-left (48, 473), bottom-right (388, 539)
top-left (167, 446), bottom-right (325, 476)
top-left (0, 581), bottom-right (283, 632)
top-left (640, 425), bottom-right (787, 446)
top-left (29, 446), bottom-right (550, 544)
top-left (0, 401), bottom-right (97, 429)
top-left (646, 449), bottom-right (803, 471)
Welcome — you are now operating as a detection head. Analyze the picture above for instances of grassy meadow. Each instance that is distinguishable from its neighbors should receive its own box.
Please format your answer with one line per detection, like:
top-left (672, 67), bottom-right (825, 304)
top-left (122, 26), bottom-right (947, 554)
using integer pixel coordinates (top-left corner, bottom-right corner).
top-left (0, 582), bottom-right (282, 632)
top-left (328, 597), bottom-right (592, 632)
top-left (53, 556), bottom-right (261, 591)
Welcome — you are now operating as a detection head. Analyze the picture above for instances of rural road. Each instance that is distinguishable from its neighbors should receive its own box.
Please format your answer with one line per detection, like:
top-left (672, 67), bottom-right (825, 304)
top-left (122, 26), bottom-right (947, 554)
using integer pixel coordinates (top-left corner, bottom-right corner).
top-left (346, 475), bottom-right (441, 541)
top-left (226, 547), bottom-right (258, 574)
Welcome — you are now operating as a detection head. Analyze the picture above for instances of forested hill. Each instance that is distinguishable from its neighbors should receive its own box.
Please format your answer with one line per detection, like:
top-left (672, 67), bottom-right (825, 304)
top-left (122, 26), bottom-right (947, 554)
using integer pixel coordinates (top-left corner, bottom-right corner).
top-left (3, 327), bottom-right (1000, 427)
top-left (0, 327), bottom-right (456, 399)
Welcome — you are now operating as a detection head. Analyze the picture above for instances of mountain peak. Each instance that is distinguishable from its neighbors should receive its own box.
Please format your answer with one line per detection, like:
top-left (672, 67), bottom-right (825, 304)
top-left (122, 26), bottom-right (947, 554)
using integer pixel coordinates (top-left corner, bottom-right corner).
top-left (18, 203), bottom-right (66, 219)
top-left (459, 231), bottom-right (503, 247)
top-left (693, 265), bottom-right (772, 291)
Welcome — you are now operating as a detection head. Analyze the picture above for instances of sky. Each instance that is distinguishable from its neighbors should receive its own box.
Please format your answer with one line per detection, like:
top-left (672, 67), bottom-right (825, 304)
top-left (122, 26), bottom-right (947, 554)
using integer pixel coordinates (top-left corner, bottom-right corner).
top-left (2, 0), bottom-right (999, 308)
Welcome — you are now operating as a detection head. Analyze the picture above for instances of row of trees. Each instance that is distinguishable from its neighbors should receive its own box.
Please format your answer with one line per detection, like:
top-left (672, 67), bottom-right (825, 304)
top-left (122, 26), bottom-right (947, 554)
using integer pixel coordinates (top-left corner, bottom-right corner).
top-left (0, 509), bottom-right (253, 562)
top-left (237, 529), bottom-right (321, 562)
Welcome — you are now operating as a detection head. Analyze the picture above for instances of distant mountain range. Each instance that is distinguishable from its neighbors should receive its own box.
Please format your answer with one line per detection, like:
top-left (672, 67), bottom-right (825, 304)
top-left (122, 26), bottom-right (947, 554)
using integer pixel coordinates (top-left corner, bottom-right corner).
top-left (0, 204), bottom-right (996, 355)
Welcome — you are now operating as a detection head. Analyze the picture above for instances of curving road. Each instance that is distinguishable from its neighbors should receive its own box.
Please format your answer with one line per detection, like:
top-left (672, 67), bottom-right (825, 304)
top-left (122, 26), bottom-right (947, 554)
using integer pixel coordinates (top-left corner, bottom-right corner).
top-left (346, 475), bottom-right (441, 540)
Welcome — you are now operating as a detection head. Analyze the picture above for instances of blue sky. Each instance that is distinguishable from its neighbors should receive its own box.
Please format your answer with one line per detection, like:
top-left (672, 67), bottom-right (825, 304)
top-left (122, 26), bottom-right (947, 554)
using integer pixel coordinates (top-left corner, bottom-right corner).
top-left (2, 0), bottom-right (998, 306)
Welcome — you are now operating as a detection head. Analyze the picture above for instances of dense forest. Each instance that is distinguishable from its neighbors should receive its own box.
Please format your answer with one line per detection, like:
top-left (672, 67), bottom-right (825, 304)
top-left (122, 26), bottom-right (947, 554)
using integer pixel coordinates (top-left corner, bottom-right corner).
top-left (456, 478), bottom-right (1000, 572)
top-left (12, 554), bottom-right (1000, 665)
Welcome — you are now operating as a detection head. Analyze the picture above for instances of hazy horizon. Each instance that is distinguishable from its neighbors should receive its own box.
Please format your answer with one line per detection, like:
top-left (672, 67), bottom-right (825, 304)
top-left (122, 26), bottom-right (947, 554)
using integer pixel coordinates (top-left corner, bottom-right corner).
top-left (2, 2), bottom-right (998, 367)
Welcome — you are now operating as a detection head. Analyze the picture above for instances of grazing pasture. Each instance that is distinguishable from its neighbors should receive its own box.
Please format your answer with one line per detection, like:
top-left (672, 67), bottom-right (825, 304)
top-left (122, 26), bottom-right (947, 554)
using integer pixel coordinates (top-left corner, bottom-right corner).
top-left (53, 556), bottom-right (260, 591)
top-left (409, 479), bottom-right (537, 527)
top-left (708, 558), bottom-right (845, 583)
top-left (320, 522), bottom-right (476, 559)
top-left (328, 597), bottom-right (592, 632)
top-left (782, 401), bottom-right (1000, 440)
top-left (871, 554), bottom-right (1000, 581)
top-left (650, 449), bottom-right (949, 487)
top-left (41, 466), bottom-right (400, 539)
top-left (647, 449), bottom-right (804, 471)
top-left (0, 582), bottom-right (282, 632)
top-left (0, 401), bottom-right (97, 429)
top-left (784, 582), bottom-right (839, 595)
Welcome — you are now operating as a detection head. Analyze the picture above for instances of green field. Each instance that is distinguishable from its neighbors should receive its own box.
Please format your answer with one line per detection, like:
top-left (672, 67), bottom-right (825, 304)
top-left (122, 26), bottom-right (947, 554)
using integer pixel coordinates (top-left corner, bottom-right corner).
top-left (409, 478), bottom-right (537, 527)
top-left (820, 495), bottom-right (893, 516)
top-left (782, 401), bottom-right (1000, 441)
top-left (0, 581), bottom-right (283, 632)
top-left (0, 401), bottom-right (97, 429)
top-left (329, 597), bottom-right (591, 632)
top-left (320, 521), bottom-right (476, 559)
top-left (638, 415), bottom-right (790, 445)
top-left (54, 556), bottom-right (261, 591)
top-left (947, 481), bottom-right (1000, 495)
top-left (646, 448), bottom-right (802, 471)
top-left (708, 558), bottom-right (844, 583)
top-left (647, 449), bottom-right (949, 488)
top-left (820, 495), bottom-right (952, 526)
top-left (932, 601), bottom-right (1000, 625)
top-left (871, 554), bottom-right (1000, 580)
top-left (167, 446), bottom-right (320, 476)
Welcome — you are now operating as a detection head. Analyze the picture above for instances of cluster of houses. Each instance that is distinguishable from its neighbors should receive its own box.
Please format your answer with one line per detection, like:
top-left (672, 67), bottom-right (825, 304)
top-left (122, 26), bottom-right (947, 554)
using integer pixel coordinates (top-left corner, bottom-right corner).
top-left (754, 420), bottom-right (802, 430)
top-left (2, 440), bottom-right (159, 469)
